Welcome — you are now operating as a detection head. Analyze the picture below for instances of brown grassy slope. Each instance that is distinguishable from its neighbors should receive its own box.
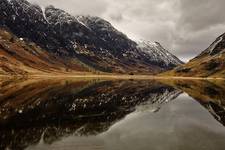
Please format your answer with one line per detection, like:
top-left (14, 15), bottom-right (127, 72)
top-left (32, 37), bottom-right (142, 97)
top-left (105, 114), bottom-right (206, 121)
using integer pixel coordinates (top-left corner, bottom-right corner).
top-left (161, 33), bottom-right (225, 78)
top-left (0, 28), bottom-right (93, 76)
top-left (0, 28), bottom-right (166, 76)
top-left (161, 53), bottom-right (225, 78)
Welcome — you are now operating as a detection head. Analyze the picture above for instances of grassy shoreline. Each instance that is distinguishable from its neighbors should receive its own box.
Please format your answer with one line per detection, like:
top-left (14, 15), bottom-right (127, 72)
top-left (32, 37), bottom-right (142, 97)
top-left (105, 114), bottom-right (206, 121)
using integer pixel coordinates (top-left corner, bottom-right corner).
top-left (0, 74), bottom-right (224, 80)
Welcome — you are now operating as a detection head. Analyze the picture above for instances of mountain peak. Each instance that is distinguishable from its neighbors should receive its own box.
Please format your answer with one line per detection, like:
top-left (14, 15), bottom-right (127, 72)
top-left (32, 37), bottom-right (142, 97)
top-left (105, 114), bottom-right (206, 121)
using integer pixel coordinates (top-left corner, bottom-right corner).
top-left (137, 40), bottom-right (183, 68)
top-left (0, 0), bottom-right (183, 75)
top-left (138, 41), bottom-right (163, 48)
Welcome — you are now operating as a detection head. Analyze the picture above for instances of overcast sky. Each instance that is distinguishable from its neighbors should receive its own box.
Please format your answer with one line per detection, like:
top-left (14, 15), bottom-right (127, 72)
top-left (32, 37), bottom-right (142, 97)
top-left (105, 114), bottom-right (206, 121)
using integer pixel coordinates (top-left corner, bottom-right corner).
top-left (28, 0), bottom-right (225, 62)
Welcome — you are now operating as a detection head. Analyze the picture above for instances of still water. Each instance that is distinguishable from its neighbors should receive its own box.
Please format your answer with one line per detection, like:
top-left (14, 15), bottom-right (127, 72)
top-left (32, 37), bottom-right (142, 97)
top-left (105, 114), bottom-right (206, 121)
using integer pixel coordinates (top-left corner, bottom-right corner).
top-left (0, 78), bottom-right (225, 150)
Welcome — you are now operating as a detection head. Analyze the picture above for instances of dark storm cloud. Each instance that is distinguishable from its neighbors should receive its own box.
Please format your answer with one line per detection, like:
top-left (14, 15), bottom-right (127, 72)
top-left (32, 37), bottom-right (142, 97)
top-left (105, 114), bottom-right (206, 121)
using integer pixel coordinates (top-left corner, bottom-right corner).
top-left (27, 0), bottom-right (225, 62)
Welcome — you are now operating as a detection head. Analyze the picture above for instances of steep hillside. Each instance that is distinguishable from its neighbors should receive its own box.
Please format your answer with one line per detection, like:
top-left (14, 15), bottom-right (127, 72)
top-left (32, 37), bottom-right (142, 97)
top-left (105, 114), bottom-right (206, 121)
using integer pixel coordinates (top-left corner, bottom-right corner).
top-left (162, 33), bottom-right (225, 78)
top-left (137, 41), bottom-right (183, 69)
top-left (0, 0), bottom-right (182, 75)
top-left (0, 28), bottom-right (91, 75)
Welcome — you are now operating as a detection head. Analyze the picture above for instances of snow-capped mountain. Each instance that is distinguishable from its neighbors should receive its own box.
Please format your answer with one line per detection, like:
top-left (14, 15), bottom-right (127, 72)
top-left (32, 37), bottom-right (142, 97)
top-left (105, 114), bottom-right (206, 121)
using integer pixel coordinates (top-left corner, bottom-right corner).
top-left (137, 41), bottom-right (183, 68)
top-left (0, 0), bottom-right (183, 74)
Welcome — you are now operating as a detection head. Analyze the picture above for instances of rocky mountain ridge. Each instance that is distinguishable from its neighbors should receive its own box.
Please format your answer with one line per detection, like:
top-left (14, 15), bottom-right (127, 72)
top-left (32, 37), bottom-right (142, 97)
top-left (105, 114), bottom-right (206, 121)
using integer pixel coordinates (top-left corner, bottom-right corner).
top-left (0, 0), bottom-right (183, 75)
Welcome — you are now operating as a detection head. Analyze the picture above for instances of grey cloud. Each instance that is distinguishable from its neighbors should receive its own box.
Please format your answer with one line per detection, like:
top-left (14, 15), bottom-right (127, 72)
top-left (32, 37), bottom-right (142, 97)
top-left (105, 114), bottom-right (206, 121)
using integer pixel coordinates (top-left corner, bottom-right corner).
top-left (178, 0), bottom-right (225, 31)
top-left (28, 0), bottom-right (108, 16)
top-left (109, 13), bottom-right (124, 22)
top-left (26, 0), bottom-right (225, 62)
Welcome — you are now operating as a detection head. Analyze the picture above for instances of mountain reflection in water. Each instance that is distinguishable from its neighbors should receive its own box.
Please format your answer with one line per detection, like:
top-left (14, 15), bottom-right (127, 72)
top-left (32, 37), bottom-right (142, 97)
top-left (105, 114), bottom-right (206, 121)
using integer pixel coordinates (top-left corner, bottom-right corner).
top-left (0, 78), bottom-right (225, 150)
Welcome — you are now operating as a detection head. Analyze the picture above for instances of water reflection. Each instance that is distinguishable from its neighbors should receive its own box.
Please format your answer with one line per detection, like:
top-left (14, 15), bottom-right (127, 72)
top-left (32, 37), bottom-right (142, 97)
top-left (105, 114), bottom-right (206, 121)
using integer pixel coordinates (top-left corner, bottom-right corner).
top-left (27, 95), bottom-right (225, 150)
top-left (0, 78), bottom-right (225, 150)
top-left (99, 94), bottom-right (225, 150)
top-left (160, 79), bottom-right (225, 126)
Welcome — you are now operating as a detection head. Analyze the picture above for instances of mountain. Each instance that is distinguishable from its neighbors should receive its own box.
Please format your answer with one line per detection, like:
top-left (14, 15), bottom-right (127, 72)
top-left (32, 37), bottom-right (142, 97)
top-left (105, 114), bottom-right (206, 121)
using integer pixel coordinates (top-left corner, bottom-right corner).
top-left (162, 33), bottom-right (225, 78)
top-left (0, 0), bottom-right (182, 75)
top-left (137, 41), bottom-right (183, 69)
top-left (0, 28), bottom-right (91, 75)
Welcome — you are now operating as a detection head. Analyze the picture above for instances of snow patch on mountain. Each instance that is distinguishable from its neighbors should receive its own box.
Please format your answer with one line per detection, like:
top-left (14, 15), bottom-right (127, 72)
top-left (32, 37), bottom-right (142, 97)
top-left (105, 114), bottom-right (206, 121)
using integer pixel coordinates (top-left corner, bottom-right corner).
top-left (136, 89), bottom-right (181, 112)
top-left (137, 41), bottom-right (183, 67)
top-left (40, 6), bottom-right (48, 22)
top-left (0, 0), bottom-right (183, 73)
top-left (208, 36), bottom-right (223, 54)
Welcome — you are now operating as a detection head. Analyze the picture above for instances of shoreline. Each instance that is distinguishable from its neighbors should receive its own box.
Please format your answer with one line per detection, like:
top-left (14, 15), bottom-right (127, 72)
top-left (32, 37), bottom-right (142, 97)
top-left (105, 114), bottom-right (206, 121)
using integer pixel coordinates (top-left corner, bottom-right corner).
top-left (0, 74), bottom-right (224, 80)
